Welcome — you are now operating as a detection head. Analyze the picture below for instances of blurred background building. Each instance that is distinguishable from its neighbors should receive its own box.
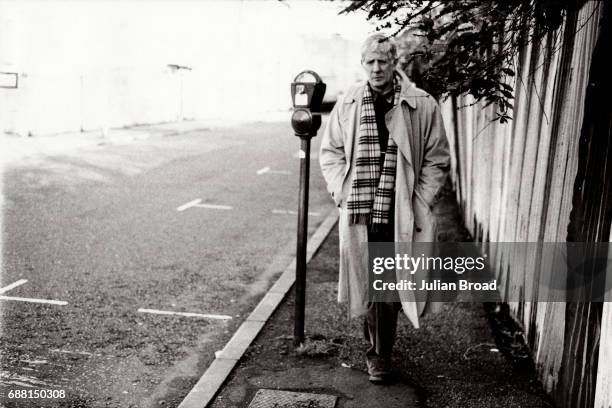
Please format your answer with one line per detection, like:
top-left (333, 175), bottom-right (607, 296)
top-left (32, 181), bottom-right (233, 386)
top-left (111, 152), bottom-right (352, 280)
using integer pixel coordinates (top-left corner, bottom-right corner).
top-left (0, 0), bottom-right (374, 136)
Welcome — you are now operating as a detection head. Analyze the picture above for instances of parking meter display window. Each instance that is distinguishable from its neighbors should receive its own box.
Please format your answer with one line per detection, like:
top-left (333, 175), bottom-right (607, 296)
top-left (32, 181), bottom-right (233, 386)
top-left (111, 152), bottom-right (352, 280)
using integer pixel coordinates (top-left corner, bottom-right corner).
top-left (294, 85), bottom-right (308, 107)
top-left (295, 72), bottom-right (317, 83)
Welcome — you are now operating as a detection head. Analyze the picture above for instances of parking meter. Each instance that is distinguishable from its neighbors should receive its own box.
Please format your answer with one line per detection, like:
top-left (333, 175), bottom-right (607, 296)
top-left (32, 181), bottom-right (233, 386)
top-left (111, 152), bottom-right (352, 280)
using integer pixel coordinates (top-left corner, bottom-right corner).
top-left (291, 71), bottom-right (326, 348)
top-left (291, 71), bottom-right (326, 138)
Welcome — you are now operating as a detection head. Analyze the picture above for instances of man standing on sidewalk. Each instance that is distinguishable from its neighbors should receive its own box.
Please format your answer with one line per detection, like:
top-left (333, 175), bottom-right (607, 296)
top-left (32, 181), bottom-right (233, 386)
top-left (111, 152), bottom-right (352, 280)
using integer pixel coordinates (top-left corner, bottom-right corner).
top-left (319, 34), bottom-right (450, 383)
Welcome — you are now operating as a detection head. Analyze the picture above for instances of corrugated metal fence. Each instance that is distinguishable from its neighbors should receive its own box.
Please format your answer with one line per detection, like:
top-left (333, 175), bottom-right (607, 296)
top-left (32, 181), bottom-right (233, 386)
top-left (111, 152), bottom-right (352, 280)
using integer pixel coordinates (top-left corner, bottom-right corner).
top-left (441, 1), bottom-right (611, 407)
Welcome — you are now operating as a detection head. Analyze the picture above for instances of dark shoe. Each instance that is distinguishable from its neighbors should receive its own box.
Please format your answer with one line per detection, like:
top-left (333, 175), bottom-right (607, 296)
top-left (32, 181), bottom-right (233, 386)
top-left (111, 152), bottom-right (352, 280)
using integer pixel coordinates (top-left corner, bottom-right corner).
top-left (368, 373), bottom-right (392, 384)
top-left (366, 356), bottom-right (391, 384)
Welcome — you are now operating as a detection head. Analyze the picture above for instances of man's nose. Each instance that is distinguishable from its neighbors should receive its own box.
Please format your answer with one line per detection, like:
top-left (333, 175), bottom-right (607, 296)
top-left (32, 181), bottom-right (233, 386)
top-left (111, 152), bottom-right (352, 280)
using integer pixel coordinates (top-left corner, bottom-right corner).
top-left (372, 61), bottom-right (381, 72)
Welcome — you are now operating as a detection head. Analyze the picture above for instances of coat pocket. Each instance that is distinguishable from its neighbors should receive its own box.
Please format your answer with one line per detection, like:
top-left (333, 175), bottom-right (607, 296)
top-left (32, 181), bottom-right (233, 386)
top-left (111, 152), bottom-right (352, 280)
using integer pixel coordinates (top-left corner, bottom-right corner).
top-left (334, 166), bottom-right (353, 208)
top-left (412, 190), bottom-right (435, 242)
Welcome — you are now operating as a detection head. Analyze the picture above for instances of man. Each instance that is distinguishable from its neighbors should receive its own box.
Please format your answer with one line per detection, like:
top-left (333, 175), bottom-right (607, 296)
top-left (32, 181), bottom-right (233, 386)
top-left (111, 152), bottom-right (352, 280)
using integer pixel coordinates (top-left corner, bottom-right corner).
top-left (319, 34), bottom-right (450, 384)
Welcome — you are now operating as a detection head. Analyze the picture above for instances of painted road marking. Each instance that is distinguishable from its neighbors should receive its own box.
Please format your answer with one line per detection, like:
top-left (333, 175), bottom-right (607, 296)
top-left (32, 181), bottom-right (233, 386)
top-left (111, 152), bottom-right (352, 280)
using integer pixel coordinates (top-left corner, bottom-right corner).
top-left (0, 279), bottom-right (28, 294)
top-left (18, 360), bottom-right (47, 365)
top-left (0, 280), bottom-right (68, 305)
top-left (195, 203), bottom-right (233, 210)
top-left (177, 199), bottom-right (202, 211)
top-left (177, 199), bottom-right (233, 212)
top-left (0, 370), bottom-right (61, 388)
top-left (272, 209), bottom-right (321, 217)
top-left (50, 349), bottom-right (102, 357)
top-left (137, 308), bottom-right (232, 320)
top-left (257, 167), bottom-right (291, 176)
top-left (18, 360), bottom-right (67, 368)
top-left (0, 374), bottom-right (57, 388)
top-left (0, 296), bottom-right (68, 306)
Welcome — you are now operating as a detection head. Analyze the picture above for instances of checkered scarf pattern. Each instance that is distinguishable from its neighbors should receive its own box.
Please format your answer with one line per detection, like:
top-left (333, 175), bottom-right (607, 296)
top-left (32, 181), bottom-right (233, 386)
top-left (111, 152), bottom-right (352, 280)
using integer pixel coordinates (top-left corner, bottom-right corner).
top-left (347, 75), bottom-right (401, 226)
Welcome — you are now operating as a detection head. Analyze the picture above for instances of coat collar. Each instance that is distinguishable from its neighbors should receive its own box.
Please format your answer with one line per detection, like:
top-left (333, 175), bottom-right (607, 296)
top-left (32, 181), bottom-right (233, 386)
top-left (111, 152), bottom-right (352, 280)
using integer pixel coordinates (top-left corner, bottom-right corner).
top-left (342, 69), bottom-right (422, 110)
top-left (395, 69), bottom-right (419, 109)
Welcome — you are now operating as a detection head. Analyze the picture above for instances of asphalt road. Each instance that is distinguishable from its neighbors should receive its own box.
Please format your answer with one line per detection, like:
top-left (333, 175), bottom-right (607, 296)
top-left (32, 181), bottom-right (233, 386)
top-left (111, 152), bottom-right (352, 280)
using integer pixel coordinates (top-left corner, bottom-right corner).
top-left (0, 120), bottom-right (334, 407)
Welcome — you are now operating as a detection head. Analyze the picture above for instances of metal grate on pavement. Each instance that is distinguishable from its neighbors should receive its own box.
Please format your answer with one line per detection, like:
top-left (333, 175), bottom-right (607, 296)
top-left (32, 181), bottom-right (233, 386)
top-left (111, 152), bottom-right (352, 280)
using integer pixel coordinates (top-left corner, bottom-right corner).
top-left (247, 389), bottom-right (337, 408)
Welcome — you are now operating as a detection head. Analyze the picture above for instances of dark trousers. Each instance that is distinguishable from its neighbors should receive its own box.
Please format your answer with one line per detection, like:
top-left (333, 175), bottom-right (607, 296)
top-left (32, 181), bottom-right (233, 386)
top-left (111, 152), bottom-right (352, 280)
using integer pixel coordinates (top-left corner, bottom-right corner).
top-left (365, 219), bottom-right (401, 360)
top-left (364, 300), bottom-right (401, 359)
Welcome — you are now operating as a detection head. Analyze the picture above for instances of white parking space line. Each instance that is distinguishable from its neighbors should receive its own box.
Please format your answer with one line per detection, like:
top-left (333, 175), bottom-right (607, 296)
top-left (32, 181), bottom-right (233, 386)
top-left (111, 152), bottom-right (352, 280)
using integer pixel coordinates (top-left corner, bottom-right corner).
top-left (256, 166), bottom-right (270, 175)
top-left (18, 360), bottom-right (48, 365)
top-left (50, 349), bottom-right (101, 357)
top-left (0, 296), bottom-right (68, 306)
top-left (177, 199), bottom-right (202, 212)
top-left (0, 372), bottom-right (58, 388)
top-left (257, 167), bottom-right (291, 176)
top-left (137, 308), bottom-right (232, 320)
top-left (272, 209), bottom-right (321, 217)
top-left (177, 199), bottom-right (233, 212)
top-left (196, 203), bottom-right (233, 210)
top-left (0, 279), bottom-right (28, 294)
top-left (18, 360), bottom-right (67, 368)
top-left (0, 280), bottom-right (68, 306)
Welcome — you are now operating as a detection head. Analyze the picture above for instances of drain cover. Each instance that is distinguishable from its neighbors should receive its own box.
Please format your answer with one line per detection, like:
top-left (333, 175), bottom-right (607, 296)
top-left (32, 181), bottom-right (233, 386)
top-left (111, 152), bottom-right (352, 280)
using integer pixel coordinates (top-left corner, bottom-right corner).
top-left (247, 389), bottom-right (337, 408)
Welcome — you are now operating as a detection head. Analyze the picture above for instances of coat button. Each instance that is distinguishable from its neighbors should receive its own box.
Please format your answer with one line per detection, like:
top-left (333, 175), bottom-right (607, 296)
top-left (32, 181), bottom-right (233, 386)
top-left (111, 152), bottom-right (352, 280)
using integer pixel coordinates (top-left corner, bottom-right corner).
top-left (416, 227), bottom-right (422, 233)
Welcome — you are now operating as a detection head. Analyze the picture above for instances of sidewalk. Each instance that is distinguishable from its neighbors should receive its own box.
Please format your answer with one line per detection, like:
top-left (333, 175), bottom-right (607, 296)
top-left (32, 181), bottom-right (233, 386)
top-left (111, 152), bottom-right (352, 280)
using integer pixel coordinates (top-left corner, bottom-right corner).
top-left (208, 186), bottom-right (554, 408)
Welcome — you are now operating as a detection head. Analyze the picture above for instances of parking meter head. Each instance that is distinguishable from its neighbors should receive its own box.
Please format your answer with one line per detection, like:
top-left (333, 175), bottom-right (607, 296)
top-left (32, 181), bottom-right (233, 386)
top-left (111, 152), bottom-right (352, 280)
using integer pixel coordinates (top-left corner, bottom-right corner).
top-left (290, 70), bottom-right (326, 137)
top-left (290, 70), bottom-right (326, 112)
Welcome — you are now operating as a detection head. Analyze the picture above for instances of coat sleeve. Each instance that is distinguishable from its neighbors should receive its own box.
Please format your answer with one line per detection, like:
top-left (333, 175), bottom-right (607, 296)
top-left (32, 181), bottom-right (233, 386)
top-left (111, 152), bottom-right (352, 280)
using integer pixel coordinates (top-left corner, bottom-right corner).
top-left (415, 99), bottom-right (450, 206)
top-left (319, 100), bottom-right (348, 207)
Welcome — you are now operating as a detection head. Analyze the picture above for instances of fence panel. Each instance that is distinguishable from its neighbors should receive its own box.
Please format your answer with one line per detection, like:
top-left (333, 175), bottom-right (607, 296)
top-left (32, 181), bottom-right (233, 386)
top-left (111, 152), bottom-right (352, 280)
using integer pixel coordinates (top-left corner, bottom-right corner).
top-left (442, 2), bottom-right (605, 406)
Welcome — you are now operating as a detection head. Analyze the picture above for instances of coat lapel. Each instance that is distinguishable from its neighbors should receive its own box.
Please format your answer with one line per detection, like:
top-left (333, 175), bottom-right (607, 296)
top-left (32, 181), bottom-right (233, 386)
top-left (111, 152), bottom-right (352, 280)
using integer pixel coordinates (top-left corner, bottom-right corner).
top-left (387, 71), bottom-right (418, 166)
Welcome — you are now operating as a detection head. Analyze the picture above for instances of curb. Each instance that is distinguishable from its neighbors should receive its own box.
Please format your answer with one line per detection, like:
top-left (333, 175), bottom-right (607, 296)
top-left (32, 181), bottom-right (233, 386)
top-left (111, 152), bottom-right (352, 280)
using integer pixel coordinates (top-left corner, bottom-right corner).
top-left (177, 209), bottom-right (339, 408)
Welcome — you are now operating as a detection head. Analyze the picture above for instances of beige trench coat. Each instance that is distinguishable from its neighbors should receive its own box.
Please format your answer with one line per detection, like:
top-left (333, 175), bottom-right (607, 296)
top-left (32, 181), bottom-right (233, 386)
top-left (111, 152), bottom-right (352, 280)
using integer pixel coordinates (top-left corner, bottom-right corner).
top-left (319, 71), bottom-right (450, 328)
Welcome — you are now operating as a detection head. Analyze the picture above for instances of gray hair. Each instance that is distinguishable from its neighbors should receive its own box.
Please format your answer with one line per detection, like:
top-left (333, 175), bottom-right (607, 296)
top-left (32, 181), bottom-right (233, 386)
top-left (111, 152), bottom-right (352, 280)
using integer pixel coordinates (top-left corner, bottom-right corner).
top-left (360, 34), bottom-right (397, 62)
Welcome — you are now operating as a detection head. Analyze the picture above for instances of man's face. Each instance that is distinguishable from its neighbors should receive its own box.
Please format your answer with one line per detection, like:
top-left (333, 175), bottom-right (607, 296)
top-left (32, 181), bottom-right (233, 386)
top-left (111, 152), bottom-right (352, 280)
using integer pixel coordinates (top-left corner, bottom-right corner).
top-left (362, 49), bottom-right (395, 91)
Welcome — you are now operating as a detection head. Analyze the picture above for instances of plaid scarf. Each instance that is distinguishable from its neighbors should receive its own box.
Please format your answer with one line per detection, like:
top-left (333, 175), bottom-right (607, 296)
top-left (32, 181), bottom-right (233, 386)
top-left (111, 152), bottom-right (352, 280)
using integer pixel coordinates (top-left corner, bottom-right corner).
top-left (347, 75), bottom-right (401, 226)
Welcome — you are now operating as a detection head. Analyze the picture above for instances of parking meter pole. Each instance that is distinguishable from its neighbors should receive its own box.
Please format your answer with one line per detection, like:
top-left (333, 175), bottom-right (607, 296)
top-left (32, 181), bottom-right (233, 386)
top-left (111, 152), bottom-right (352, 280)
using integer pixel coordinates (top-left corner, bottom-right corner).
top-left (290, 70), bottom-right (325, 349)
top-left (294, 137), bottom-right (310, 347)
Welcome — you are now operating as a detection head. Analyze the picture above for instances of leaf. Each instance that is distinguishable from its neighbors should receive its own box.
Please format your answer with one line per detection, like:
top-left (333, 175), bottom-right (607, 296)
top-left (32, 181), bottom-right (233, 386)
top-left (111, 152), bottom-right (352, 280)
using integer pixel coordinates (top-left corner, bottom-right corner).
top-left (484, 98), bottom-right (496, 108)
top-left (502, 67), bottom-right (516, 76)
top-left (339, 1), bottom-right (369, 14)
